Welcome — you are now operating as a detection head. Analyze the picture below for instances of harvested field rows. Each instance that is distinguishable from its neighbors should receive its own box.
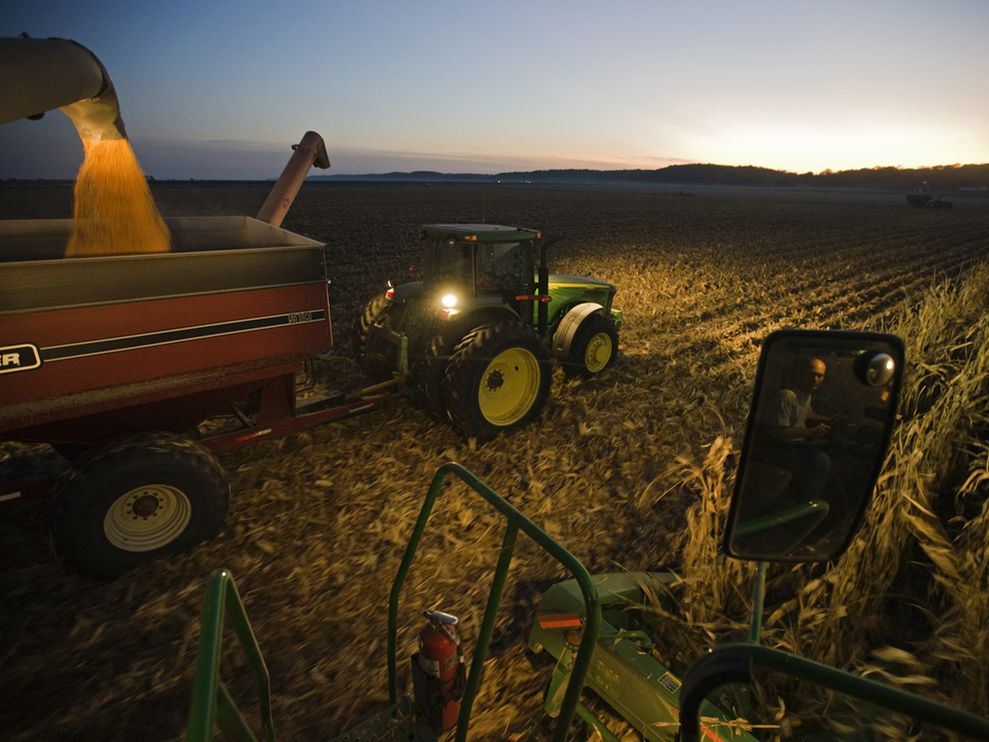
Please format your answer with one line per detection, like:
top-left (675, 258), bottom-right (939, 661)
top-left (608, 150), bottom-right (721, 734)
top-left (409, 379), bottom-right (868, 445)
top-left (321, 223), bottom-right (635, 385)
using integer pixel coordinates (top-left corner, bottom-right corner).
top-left (1, 183), bottom-right (988, 740)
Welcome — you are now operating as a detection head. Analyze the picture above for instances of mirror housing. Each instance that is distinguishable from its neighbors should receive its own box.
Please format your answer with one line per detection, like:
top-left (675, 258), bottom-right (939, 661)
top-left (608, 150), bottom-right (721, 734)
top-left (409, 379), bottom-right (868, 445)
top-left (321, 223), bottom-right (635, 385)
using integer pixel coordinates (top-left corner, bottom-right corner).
top-left (724, 330), bottom-right (904, 563)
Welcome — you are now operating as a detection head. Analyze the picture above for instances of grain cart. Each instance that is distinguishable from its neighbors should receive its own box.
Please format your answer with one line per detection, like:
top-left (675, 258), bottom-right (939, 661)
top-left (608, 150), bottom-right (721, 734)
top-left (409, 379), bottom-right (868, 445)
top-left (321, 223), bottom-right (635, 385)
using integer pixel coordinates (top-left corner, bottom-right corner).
top-left (186, 330), bottom-right (989, 740)
top-left (0, 37), bottom-right (388, 578)
top-left (353, 224), bottom-right (622, 439)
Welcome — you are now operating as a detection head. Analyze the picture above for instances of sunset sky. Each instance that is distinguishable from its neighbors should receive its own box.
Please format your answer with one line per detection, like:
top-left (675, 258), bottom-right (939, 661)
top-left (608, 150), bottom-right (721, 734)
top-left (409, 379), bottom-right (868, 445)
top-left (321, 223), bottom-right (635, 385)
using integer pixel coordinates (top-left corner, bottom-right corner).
top-left (2, 0), bottom-right (987, 179)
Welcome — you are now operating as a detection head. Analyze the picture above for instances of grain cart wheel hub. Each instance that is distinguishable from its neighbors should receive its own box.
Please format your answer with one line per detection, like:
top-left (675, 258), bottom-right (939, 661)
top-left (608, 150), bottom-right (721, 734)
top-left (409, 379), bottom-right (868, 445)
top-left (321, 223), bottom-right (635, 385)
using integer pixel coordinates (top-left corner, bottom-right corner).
top-left (479, 347), bottom-right (541, 425)
top-left (49, 431), bottom-right (229, 579)
top-left (103, 484), bottom-right (193, 551)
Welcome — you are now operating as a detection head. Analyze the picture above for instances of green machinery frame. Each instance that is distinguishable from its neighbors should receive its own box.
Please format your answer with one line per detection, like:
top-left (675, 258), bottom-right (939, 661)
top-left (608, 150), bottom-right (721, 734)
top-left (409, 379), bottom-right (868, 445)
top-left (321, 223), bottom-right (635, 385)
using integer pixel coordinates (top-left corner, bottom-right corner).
top-left (186, 461), bottom-right (602, 742)
top-left (187, 569), bottom-right (276, 742)
top-left (679, 643), bottom-right (989, 741)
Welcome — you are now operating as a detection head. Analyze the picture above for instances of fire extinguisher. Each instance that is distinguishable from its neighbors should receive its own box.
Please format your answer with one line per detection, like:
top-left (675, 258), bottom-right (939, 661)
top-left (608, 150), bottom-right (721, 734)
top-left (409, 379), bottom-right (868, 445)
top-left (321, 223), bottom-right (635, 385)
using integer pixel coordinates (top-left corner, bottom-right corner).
top-left (411, 609), bottom-right (466, 733)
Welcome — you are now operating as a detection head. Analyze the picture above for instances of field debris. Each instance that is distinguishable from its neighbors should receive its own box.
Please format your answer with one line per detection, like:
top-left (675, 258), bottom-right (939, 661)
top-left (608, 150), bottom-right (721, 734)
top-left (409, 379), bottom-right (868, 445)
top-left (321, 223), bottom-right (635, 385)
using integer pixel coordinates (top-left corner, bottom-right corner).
top-left (1, 183), bottom-right (987, 739)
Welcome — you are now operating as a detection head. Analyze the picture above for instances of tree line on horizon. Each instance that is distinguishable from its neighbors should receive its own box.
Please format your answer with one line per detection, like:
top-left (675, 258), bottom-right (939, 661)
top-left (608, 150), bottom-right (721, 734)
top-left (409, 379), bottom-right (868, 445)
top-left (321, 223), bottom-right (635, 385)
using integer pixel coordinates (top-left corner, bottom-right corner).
top-left (312, 162), bottom-right (989, 191)
top-left (6, 163), bottom-right (986, 190)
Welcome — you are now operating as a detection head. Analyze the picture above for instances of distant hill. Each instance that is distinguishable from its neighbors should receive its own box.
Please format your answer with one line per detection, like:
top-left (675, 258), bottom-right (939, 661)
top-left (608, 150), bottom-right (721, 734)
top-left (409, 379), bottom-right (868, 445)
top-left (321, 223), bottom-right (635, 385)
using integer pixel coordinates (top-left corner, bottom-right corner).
top-left (311, 163), bottom-right (989, 191)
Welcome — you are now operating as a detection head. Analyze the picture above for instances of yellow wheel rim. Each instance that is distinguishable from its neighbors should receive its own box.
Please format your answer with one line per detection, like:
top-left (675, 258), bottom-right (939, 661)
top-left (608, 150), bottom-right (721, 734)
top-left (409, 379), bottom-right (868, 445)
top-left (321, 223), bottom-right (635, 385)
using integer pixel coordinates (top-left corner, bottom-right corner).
top-left (477, 347), bottom-right (541, 426)
top-left (583, 332), bottom-right (613, 373)
top-left (103, 485), bottom-right (192, 552)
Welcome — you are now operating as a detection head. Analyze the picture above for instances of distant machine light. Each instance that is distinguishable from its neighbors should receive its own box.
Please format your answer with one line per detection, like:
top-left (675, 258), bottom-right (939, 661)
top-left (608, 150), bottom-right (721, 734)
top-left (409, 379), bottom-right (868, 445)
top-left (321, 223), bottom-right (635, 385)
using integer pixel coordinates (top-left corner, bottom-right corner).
top-left (441, 293), bottom-right (458, 309)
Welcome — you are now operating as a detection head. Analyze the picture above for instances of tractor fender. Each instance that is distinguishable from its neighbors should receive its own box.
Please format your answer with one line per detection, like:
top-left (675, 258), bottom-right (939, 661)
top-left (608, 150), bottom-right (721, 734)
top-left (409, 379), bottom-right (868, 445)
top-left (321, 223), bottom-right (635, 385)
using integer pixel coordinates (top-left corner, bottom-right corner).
top-left (551, 302), bottom-right (605, 360)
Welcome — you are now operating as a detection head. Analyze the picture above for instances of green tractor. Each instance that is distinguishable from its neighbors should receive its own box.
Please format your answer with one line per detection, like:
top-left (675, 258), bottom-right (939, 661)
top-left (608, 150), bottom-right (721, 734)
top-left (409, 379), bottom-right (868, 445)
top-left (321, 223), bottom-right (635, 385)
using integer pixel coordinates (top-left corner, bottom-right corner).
top-left (353, 224), bottom-right (622, 439)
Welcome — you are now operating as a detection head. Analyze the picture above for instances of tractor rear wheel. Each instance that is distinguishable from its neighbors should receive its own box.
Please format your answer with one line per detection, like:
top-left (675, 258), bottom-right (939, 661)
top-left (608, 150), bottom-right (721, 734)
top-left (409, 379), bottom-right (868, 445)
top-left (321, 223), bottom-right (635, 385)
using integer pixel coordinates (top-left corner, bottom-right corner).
top-left (49, 432), bottom-right (229, 579)
top-left (563, 313), bottom-right (619, 378)
top-left (409, 330), bottom-right (459, 419)
top-left (353, 292), bottom-right (398, 382)
top-left (442, 322), bottom-right (552, 439)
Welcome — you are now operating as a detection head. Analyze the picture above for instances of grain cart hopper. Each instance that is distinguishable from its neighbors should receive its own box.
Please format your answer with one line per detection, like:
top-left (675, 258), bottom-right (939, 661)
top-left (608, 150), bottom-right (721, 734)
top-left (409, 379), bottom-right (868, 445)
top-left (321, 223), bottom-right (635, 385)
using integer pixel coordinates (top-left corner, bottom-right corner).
top-left (0, 37), bottom-right (388, 578)
top-left (353, 225), bottom-right (622, 439)
top-left (185, 330), bottom-right (989, 740)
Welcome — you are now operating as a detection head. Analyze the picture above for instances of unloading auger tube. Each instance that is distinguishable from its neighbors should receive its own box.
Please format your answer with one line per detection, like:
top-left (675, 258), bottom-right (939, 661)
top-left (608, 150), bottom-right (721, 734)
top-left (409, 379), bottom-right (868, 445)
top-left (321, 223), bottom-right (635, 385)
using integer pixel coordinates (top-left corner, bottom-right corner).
top-left (256, 131), bottom-right (330, 228)
top-left (0, 35), bottom-right (126, 141)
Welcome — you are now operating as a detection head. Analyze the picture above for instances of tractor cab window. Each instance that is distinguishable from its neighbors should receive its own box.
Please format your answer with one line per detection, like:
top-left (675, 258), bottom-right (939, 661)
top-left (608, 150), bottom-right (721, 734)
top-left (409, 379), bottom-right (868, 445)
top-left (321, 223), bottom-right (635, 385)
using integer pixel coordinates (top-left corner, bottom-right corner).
top-left (428, 240), bottom-right (473, 284)
top-left (475, 241), bottom-right (529, 293)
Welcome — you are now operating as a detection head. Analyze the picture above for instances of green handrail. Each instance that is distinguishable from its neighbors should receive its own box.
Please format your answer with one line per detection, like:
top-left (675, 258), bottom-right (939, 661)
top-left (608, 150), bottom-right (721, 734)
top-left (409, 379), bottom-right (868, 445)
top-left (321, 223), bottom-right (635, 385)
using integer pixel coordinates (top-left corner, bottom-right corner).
top-left (186, 569), bottom-right (275, 742)
top-left (679, 643), bottom-right (989, 741)
top-left (387, 461), bottom-right (601, 742)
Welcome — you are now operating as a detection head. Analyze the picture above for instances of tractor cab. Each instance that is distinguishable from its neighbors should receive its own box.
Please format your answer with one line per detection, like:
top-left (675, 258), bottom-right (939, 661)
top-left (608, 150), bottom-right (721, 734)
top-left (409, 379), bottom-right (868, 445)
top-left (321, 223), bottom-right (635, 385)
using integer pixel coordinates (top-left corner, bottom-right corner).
top-left (419, 223), bottom-right (540, 303)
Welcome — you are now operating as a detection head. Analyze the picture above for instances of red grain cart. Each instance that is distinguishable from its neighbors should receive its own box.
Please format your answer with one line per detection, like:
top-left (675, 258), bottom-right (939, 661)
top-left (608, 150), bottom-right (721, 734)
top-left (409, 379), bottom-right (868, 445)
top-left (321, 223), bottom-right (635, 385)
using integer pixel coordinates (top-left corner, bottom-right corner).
top-left (0, 215), bottom-right (387, 578)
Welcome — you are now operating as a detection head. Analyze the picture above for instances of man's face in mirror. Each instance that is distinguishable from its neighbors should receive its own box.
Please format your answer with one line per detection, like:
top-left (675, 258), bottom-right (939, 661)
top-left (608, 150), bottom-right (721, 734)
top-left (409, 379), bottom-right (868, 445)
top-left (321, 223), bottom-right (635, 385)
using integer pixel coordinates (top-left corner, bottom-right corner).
top-left (797, 358), bottom-right (826, 393)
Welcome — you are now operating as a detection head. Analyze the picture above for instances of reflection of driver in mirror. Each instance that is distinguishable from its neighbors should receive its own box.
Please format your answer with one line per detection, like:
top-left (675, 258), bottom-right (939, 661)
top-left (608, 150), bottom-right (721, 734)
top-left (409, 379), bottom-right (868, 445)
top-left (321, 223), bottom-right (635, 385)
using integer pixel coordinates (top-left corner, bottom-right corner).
top-left (759, 356), bottom-right (836, 500)
top-left (731, 338), bottom-right (900, 562)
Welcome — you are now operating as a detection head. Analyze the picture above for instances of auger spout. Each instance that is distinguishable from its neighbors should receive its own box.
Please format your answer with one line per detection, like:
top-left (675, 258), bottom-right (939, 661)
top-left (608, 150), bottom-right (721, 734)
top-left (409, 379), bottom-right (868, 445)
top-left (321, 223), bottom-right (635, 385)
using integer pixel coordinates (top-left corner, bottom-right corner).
top-left (0, 36), bottom-right (127, 141)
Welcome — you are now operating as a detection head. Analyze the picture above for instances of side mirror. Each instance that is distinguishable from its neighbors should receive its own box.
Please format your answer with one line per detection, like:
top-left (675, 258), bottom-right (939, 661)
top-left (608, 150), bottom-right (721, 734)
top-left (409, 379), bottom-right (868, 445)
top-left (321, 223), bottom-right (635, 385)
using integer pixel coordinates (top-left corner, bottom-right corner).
top-left (724, 330), bottom-right (904, 562)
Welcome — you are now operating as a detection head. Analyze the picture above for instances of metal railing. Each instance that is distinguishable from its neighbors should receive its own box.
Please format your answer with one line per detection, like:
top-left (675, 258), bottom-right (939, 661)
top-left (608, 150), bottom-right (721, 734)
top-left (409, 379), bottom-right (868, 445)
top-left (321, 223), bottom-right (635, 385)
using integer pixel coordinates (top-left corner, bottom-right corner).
top-left (186, 569), bottom-right (275, 742)
top-left (186, 462), bottom-right (599, 741)
top-left (387, 461), bottom-right (601, 742)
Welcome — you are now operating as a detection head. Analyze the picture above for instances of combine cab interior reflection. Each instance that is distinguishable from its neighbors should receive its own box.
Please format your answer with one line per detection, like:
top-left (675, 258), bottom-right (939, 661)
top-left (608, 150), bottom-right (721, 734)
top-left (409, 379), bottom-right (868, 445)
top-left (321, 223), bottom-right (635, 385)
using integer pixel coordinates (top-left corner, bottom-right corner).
top-left (725, 331), bottom-right (905, 562)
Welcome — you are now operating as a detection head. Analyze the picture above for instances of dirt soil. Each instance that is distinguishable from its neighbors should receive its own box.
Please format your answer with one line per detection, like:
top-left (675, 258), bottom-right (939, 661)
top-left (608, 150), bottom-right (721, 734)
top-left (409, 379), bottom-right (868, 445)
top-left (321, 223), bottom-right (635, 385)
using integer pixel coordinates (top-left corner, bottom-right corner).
top-left (1, 182), bottom-right (987, 740)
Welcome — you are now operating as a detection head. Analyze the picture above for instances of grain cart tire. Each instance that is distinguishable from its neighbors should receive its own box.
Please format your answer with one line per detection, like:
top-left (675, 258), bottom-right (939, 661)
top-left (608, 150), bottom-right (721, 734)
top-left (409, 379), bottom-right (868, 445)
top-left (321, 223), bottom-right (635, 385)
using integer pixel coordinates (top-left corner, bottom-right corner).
top-left (49, 432), bottom-right (229, 579)
top-left (50, 442), bottom-right (93, 461)
top-left (353, 292), bottom-right (397, 382)
top-left (442, 321), bottom-right (552, 439)
top-left (562, 313), bottom-right (619, 379)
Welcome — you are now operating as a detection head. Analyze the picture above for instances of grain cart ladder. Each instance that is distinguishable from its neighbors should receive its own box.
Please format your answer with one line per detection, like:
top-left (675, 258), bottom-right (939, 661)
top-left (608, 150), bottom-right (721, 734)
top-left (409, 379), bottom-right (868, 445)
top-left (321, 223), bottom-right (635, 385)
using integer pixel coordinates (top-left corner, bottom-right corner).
top-left (186, 462), bottom-right (602, 741)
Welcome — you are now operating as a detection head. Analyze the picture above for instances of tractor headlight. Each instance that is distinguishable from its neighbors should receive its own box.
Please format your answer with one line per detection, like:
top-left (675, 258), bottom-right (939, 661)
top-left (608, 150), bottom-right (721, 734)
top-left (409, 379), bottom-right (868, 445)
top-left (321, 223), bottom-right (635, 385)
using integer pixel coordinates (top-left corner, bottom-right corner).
top-left (440, 293), bottom-right (458, 309)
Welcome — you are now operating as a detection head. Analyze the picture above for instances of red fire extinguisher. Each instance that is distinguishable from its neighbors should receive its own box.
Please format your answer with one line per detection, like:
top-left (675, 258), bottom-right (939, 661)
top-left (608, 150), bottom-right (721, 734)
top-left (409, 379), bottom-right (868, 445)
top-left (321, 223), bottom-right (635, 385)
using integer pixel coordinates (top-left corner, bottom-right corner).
top-left (411, 609), bottom-right (466, 733)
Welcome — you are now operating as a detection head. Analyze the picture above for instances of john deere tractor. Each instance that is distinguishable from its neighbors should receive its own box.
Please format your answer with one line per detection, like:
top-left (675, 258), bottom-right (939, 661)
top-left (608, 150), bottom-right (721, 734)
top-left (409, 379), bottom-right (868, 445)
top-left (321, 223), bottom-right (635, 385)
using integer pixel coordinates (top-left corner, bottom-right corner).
top-left (353, 224), bottom-right (621, 438)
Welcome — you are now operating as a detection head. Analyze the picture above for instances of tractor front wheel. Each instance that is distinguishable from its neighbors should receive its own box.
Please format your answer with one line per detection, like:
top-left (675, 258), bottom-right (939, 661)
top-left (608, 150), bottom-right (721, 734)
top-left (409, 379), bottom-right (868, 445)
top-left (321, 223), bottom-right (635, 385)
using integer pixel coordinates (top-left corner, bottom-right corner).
top-left (442, 322), bottom-right (552, 439)
top-left (48, 432), bottom-right (229, 579)
top-left (563, 313), bottom-right (619, 379)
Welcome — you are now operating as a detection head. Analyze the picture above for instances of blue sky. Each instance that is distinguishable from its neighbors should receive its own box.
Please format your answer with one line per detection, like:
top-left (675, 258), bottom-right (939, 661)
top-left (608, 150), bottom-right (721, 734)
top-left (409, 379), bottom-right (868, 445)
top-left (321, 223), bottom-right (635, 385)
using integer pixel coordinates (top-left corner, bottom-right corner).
top-left (2, 0), bottom-right (987, 179)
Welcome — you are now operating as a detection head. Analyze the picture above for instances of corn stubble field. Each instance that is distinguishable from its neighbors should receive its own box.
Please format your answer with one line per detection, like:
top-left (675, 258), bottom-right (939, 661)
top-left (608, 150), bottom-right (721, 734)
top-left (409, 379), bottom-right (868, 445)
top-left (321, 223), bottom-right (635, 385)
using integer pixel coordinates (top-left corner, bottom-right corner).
top-left (1, 182), bottom-right (989, 740)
